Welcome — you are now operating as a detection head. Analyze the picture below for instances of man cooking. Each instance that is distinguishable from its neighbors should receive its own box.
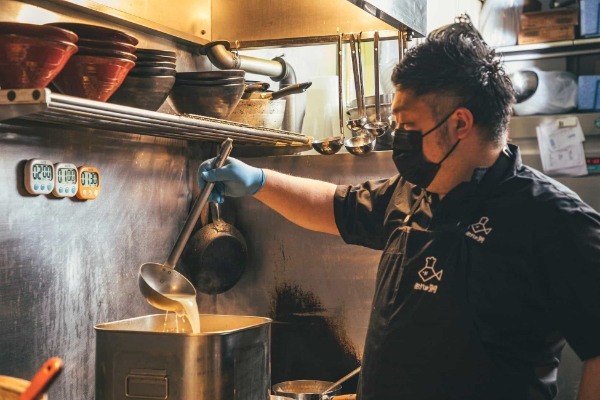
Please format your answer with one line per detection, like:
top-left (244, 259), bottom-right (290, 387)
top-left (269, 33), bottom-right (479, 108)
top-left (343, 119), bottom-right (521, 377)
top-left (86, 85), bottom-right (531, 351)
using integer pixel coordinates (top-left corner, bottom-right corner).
top-left (198, 20), bottom-right (600, 400)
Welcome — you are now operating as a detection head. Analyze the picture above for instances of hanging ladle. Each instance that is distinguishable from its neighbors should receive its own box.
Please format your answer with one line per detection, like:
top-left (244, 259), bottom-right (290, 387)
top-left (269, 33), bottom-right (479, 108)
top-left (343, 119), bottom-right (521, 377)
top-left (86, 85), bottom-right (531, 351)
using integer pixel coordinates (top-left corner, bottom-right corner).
top-left (345, 33), bottom-right (367, 132)
top-left (344, 33), bottom-right (374, 155)
top-left (364, 32), bottom-right (389, 137)
top-left (138, 138), bottom-right (233, 313)
top-left (312, 33), bottom-right (345, 155)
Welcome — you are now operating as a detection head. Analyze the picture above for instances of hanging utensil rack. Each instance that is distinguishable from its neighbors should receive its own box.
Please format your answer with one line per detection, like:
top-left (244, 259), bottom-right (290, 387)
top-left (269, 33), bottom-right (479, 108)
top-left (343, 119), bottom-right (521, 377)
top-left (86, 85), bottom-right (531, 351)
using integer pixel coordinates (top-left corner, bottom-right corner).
top-left (0, 88), bottom-right (312, 147)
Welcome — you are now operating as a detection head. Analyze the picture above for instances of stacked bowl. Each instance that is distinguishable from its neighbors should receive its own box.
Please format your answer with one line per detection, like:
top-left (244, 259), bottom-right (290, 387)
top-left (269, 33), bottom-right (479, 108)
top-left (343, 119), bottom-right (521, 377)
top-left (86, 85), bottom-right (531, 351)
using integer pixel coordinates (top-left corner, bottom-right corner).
top-left (169, 70), bottom-right (245, 119)
top-left (0, 22), bottom-right (79, 89)
top-left (47, 22), bottom-right (138, 102)
top-left (108, 48), bottom-right (177, 111)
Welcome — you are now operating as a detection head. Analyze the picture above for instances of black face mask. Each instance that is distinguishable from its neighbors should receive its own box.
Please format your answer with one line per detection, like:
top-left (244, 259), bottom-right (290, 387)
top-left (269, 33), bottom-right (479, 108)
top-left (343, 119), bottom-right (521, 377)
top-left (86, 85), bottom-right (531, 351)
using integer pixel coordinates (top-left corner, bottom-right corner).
top-left (392, 111), bottom-right (460, 188)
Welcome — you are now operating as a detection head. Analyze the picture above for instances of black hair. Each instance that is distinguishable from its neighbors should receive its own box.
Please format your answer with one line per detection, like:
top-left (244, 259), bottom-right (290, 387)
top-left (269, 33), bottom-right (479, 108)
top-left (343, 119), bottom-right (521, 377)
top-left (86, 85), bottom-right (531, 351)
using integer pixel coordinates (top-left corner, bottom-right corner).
top-left (392, 16), bottom-right (515, 143)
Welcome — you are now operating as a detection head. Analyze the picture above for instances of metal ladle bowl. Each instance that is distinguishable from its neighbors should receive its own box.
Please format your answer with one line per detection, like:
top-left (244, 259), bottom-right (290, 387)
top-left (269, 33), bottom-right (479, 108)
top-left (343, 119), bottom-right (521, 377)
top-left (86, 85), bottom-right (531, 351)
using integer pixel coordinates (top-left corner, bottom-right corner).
top-left (312, 136), bottom-right (344, 155)
top-left (363, 120), bottom-right (388, 137)
top-left (139, 262), bottom-right (196, 313)
top-left (344, 134), bottom-right (374, 155)
top-left (138, 138), bottom-right (233, 312)
top-left (346, 116), bottom-right (368, 132)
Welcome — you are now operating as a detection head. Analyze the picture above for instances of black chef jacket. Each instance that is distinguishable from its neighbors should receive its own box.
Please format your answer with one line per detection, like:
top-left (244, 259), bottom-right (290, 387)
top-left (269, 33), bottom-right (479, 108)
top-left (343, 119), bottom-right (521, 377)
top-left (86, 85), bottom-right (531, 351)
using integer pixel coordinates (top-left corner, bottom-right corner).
top-left (333, 144), bottom-right (600, 399)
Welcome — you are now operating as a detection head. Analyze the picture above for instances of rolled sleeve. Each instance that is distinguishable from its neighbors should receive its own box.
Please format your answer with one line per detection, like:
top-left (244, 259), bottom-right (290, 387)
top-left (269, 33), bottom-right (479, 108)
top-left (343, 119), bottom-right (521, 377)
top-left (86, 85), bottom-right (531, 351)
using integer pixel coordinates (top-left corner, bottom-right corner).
top-left (333, 176), bottom-right (399, 250)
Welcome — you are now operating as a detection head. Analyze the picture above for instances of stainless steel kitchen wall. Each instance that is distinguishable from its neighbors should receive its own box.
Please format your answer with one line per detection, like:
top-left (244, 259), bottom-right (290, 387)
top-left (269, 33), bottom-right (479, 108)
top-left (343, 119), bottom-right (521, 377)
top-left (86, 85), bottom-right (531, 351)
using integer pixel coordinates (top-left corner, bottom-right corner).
top-left (0, 121), bottom-right (205, 399)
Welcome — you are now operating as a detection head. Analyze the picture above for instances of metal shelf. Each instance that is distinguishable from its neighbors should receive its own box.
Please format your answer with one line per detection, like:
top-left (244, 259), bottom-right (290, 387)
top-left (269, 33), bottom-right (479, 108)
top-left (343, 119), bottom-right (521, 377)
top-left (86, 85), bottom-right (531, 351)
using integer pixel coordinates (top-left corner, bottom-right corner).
top-left (497, 37), bottom-right (600, 62)
top-left (0, 88), bottom-right (312, 147)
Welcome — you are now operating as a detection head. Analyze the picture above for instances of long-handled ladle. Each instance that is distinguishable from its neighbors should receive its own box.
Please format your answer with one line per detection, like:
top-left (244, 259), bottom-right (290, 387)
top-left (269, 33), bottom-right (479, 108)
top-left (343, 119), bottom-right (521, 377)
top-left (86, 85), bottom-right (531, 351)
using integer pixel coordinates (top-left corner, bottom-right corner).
top-left (138, 138), bottom-right (233, 312)
top-left (344, 33), bottom-right (374, 155)
top-left (312, 33), bottom-right (345, 155)
top-left (345, 33), bottom-right (367, 132)
top-left (364, 31), bottom-right (389, 137)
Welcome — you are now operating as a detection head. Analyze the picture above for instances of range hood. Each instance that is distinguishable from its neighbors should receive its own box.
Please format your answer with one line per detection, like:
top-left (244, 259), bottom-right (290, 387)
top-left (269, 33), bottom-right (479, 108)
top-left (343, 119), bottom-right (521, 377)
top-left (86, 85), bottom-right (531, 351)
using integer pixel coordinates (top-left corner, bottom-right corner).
top-left (211, 0), bottom-right (427, 47)
top-left (32, 0), bottom-right (426, 47)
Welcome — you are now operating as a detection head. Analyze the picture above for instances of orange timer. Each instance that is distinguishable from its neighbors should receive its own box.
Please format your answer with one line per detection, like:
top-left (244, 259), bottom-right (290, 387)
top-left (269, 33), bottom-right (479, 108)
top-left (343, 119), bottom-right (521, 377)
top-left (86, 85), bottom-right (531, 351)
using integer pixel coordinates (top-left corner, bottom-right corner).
top-left (76, 166), bottom-right (101, 200)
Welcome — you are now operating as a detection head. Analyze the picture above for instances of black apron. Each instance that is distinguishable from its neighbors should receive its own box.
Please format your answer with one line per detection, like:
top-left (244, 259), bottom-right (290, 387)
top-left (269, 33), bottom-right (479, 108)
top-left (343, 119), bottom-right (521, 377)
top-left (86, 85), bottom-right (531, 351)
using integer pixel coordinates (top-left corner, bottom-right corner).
top-left (357, 188), bottom-right (524, 400)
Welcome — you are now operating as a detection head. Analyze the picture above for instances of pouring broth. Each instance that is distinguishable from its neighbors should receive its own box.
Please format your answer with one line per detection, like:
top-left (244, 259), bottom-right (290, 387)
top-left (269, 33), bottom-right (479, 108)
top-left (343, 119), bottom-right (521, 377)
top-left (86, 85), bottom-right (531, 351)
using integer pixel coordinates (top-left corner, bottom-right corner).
top-left (164, 293), bottom-right (201, 333)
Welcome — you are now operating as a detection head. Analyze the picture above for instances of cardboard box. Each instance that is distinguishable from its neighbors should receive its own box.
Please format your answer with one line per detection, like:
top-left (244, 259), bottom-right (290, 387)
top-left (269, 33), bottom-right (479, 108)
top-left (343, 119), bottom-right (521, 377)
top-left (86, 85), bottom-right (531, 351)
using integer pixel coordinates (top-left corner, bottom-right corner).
top-left (577, 75), bottom-right (600, 111)
top-left (580, 0), bottom-right (600, 37)
top-left (518, 25), bottom-right (575, 45)
top-left (520, 8), bottom-right (579, 30)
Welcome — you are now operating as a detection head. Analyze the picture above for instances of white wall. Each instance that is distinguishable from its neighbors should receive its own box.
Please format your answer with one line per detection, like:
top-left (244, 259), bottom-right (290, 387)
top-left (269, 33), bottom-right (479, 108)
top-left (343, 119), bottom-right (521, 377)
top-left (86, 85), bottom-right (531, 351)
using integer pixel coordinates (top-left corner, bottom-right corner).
top-left (427, 0), bottom-right (482, 32)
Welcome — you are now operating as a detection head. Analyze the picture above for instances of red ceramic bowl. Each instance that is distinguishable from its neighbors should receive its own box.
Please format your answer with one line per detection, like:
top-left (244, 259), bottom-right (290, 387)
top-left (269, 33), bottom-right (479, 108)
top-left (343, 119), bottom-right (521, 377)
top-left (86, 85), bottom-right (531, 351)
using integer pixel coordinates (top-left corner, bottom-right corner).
top-left (0, 22), bottom-right (78, 43)
top-left (47, 22), bottom-right (138, 45)
top-left (52, 55), bottom-right (135, 102)
top-left (0, 34), bottom-right (78, 89)
top-left (77, 38), bottom-right (137, 53)
top-left (75, 46), bottom-right (137, 62)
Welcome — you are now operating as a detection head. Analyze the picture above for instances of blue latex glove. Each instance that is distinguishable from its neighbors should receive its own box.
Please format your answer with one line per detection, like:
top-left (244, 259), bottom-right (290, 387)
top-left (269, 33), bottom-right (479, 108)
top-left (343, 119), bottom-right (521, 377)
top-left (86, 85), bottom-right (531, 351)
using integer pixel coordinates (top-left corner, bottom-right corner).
top-left (198, 157), bottom-right (265, 203)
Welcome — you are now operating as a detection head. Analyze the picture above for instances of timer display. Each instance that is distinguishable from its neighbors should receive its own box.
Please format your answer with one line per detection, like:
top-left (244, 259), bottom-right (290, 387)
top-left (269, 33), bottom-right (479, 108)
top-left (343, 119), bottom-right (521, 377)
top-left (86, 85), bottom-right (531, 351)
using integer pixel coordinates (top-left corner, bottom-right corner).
top-left (52, 163), bottom-right (78, 198)
top-left (76, 166), bottom-right (101, 200)
top-left (25, 159), bottom-right (54, 195)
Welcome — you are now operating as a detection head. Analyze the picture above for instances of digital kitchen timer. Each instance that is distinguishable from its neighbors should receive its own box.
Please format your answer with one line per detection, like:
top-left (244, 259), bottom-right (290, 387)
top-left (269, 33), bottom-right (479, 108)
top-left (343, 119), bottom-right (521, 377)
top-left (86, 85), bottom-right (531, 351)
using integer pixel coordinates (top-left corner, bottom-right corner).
top-left (52, 163), bottom-right (78, 198)
top-left (76, 166), bottom-right (101, 200)
top-left (24, 159), bottom-right (54, 195)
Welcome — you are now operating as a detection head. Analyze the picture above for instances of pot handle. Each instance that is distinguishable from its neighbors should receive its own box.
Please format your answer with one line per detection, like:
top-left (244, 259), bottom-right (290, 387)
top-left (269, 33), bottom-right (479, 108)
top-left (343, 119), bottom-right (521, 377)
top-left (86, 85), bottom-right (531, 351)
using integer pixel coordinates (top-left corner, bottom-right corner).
top-left (327, 395), bottom-right (356, 400)
top-left (244, 81), bottom-right (271, 93)
top-left (270, 81), bottom-right (313, 100)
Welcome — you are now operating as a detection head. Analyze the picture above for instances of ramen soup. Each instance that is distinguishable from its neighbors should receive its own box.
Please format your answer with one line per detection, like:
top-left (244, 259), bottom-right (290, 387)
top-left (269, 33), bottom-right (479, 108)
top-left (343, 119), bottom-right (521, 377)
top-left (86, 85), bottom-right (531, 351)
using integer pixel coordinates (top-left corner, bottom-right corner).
top-left (164, 293), bottom-right (201, 333)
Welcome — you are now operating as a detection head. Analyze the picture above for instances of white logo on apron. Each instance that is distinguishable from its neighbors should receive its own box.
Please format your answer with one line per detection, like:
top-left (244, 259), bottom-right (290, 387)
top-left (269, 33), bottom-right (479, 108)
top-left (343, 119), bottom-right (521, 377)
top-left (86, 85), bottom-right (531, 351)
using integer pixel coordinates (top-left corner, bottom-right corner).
top-left (414, 257), bottom-right (443, 294)
top-left (465, 216), bottom-right (492, 243)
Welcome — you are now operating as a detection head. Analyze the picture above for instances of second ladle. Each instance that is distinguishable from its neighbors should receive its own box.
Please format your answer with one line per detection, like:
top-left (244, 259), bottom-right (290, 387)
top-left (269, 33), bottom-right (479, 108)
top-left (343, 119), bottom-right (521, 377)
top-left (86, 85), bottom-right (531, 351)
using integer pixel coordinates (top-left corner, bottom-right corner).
top-left (138, 138), bottom-right (233, 313)
top-left (312, 33), bottom-right (345, 155)
top-left (364, 31), bottom-right (389, 138)
top-left (346, 33), bottom-right (367, 132)
top-left (345, 33), bottom-right (374, 156)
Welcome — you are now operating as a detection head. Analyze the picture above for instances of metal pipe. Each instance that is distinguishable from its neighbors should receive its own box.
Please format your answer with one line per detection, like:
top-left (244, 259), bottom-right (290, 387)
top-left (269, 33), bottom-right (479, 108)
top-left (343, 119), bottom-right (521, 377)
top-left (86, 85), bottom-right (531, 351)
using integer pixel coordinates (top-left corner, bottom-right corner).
top-left (337, 33), bottom-right (345, 137)
top-left (203, 42), bottom-right (301, 132)
top-left (273, 56), bottom-right (298, 132)
top-left (204, 42), bottom-right (285, 78)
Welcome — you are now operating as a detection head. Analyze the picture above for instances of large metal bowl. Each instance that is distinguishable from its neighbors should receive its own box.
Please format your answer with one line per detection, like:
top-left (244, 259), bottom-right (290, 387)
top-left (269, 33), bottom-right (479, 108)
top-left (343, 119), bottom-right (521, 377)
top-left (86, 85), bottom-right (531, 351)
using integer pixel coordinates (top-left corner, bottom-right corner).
top-left (347, 94), bottom-right (394, 124)
top-left (168, 82), bottom-right (245, 118)
top-left (272, 380), bottom-right (341, 400)
top-left (228, 98), bottom-right (286, 129)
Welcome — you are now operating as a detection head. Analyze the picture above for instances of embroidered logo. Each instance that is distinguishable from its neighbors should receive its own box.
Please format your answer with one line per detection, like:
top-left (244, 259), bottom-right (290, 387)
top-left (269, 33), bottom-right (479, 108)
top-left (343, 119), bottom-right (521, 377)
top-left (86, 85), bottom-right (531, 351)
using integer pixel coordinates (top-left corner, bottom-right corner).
top-left (465, 216), bottom-right (492, 243)
top-left (414, 257), bottom-right (443, 294)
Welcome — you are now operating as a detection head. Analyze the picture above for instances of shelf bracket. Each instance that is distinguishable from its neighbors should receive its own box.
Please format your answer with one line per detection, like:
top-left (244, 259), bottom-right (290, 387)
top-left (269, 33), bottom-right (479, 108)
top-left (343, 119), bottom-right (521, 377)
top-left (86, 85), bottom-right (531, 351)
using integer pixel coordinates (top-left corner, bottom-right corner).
top-left (0, 88), bottom-right (51, 122)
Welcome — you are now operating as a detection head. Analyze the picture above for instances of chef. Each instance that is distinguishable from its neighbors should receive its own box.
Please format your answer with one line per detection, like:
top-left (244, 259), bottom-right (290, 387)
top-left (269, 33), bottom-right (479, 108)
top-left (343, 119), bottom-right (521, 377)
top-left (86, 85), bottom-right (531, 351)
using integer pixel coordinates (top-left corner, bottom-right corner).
top-left (199, 19), bottom-right (600, 399)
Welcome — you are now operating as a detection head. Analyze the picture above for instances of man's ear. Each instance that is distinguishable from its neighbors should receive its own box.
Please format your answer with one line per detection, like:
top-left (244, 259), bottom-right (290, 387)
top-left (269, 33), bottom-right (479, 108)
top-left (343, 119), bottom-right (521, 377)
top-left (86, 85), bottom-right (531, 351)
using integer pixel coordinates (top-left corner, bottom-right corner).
top-left (454, 107), bottom-right (474, 139)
